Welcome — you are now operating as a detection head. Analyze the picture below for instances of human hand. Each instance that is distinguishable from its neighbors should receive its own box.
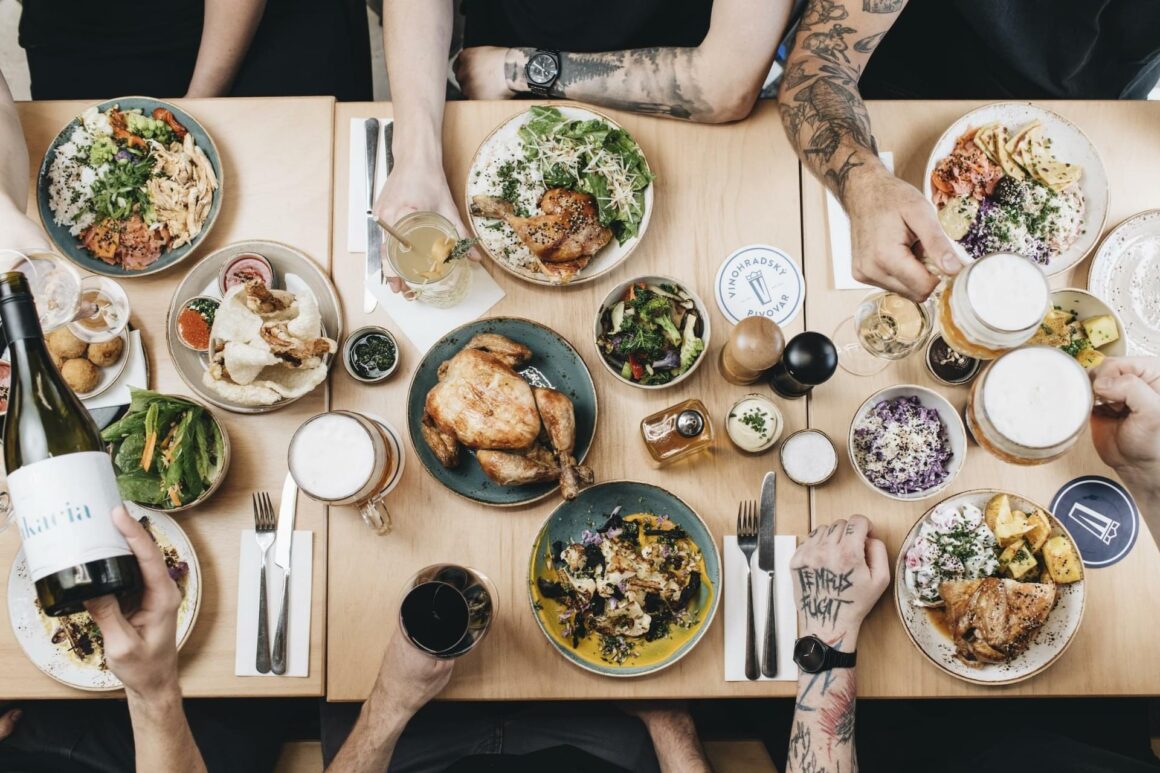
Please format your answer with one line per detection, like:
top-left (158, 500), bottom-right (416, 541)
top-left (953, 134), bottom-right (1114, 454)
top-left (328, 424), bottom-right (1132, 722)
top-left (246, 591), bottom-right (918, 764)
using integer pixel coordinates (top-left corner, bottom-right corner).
top-left (1090, 357), bottom-right (1160, 490)
top-left (0, 707), bottom-right (20, 741)
top-left (371, 159), bottom-right (479, 295)
top-left (455, 47), bottom-right (520, 100)
top-left (844, 168), bottom-right (963, 302)
top-left (790, 515), bottom-right (890, 652)
top-left (369, 630), bottom-right (454, 721)
top-left (84, 507), bottom-right (182, 704)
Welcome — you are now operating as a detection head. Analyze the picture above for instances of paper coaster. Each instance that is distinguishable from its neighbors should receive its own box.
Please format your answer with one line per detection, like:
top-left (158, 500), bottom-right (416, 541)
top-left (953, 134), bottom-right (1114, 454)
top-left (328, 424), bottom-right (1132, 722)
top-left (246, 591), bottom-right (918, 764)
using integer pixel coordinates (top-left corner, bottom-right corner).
top-left (714, 245), bottom-right (804, 327)
top-left (1050, 475), bottom-right (1139, 568)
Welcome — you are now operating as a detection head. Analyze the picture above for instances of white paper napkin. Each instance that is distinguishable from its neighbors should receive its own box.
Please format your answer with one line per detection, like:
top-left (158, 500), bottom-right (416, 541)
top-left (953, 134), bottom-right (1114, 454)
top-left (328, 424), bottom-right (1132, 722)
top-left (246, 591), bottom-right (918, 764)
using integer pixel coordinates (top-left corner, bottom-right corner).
top-left (83, 329), bottom-right (146, 410)
top-left (234, 530), bottom-right (313, 677)
top-left (826, 152), bottom-right (893, 290)
top-left (723, 535), bottom-right (798, 681)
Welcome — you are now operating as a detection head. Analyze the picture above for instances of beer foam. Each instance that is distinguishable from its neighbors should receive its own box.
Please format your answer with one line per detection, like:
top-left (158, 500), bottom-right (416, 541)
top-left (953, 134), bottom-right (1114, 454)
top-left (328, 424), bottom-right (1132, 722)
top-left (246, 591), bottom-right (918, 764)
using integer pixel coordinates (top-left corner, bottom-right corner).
top-left (290, 414), bottom-right (375, 500)
top-left (982, 347), bottom-right (1091, 449)
top-left (966, 253), bottom-right (1048, 332)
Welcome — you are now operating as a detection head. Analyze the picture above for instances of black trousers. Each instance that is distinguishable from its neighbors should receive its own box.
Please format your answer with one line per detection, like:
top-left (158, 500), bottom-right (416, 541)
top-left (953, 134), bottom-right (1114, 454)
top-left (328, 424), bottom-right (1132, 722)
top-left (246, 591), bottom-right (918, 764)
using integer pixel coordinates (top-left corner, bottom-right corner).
top-left (23, 0), bottom-right (372, 102)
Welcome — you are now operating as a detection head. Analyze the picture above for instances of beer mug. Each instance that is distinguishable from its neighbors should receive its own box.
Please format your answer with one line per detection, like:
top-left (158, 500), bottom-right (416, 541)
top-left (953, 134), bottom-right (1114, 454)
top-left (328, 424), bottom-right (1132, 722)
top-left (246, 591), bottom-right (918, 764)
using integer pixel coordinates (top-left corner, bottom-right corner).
top-left (936, 252), bottom-right (1050, 360)
top-left (287, 411), bottom-right (402, 534)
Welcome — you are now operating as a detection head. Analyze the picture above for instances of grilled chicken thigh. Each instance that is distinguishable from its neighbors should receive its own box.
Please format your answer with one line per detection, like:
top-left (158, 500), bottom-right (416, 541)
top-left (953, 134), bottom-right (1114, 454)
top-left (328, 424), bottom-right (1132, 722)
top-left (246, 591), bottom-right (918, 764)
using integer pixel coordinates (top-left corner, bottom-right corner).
top-left (421, 334), bottom-right (593, 499)
top-left (940, 577), bottom-right (1055, 665)
top-left (470, 188), bottom-right (613, 283)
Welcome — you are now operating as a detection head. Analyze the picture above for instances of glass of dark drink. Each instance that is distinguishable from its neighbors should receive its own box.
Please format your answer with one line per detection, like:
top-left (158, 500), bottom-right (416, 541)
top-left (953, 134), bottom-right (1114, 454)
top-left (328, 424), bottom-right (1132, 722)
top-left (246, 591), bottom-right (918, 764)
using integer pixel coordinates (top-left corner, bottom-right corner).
top-left (399, 564), bottom-right (496, 658)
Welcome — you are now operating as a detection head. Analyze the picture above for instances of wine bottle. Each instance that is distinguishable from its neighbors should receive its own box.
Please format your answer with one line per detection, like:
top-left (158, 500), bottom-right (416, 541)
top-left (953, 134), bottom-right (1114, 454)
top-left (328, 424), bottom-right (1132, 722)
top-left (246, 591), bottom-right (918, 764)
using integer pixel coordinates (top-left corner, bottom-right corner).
top-left (0, 272), bottom-right (140, 616)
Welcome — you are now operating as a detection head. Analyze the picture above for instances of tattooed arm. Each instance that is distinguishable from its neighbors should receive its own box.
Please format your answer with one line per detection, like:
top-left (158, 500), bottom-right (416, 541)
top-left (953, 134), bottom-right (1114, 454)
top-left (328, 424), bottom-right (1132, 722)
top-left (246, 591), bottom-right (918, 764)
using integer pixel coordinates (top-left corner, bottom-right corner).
top-left (455, 0), bottom-right (791, 123)
top-left (778, 0), bottom-right (962, 301)
top-left (786, 515), bottom-right (890, 773)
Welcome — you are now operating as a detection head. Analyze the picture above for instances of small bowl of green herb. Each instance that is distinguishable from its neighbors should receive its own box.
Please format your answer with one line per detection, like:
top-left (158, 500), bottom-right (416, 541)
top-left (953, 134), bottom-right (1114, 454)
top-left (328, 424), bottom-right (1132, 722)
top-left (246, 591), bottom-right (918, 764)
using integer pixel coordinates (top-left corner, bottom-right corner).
top-left (343, 326), bottom-right (400, 384)
top-left (594, 276), bottom-right (710, 390)
top-left (101, 388), bottom-right (231, 513)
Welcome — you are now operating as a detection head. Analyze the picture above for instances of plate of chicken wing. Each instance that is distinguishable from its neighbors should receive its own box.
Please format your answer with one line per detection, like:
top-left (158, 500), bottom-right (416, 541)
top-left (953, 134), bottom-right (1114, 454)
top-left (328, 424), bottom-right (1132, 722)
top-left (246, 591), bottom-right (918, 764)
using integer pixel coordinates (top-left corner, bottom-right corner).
top-left (408, 318), bottom-right (598, 506)
top-left (465, 105), bottom-right (654, 286)
top-left (895, 489), bottom-right (1086, 685)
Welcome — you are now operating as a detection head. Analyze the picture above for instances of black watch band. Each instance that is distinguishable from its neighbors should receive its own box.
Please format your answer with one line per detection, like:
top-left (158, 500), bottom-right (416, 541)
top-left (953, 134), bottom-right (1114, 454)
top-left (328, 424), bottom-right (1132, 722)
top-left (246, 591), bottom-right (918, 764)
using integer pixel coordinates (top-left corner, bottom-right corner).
top-left (793, 635), bottom-right (857, 673)
top-left (525, 49), bottom-right (561, 98)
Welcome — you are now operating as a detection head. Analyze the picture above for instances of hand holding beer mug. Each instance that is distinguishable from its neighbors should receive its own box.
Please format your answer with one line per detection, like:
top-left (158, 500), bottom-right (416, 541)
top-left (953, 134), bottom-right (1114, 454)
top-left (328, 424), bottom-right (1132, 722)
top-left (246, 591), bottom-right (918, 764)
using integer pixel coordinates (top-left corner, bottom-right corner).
top-left (288, 411), bottom-right (402, 534)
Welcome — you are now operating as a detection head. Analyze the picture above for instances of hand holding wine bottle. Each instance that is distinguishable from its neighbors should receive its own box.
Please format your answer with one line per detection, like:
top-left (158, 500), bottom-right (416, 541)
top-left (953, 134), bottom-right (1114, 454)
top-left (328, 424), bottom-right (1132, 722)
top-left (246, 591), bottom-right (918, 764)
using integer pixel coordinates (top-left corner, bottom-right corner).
top-left (84, 507), bottom-right (183, 702)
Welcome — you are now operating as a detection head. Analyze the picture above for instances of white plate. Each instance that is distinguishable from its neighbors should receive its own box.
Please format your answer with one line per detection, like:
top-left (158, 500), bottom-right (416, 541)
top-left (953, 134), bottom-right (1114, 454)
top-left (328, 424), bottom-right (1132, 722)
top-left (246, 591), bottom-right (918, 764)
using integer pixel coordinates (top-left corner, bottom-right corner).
top-left (895, 489), bottom-right (1086, 686)
top-left (73, 326), bottom-right (131, 401)
top-left (165, 240), bottom-right (343, 414)
top-left (466, 105), bottom-right (654, 287)
top-left (7, 504), bottom-right (202, 691)
top-left (923, 102), bottom-right (1108, 276)
top-left (1088, 209), bottom-right (1160, 356)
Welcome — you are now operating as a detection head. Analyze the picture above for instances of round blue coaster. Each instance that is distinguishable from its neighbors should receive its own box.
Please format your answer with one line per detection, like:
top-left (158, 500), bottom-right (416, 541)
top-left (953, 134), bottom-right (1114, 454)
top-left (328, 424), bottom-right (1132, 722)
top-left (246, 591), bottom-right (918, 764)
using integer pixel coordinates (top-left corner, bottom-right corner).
top-left (714, 245), bottom-right (804, 327)
top-left (1050, 476), bottom-right (1139, 568)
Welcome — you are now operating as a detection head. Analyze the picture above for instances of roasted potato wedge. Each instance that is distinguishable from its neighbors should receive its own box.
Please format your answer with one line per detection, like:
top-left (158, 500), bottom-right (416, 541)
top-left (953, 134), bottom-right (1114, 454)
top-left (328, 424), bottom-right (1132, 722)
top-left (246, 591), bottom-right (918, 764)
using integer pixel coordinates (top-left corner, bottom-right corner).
top-left (985, 493), bottom-right (1012, 534)
top-left (1043, 536), bottom-right (1084, 584)
top-left (1075, 345), bottom-right (1107, 369)
top-left (995, 509), bottom-right (1034, 547)
top-left (999, 539), bottom-right (1039, 581)
top-left (1081, 315), bottom-right (1119, 348)
top-left (1024, 510), bottom-right (1052, 552)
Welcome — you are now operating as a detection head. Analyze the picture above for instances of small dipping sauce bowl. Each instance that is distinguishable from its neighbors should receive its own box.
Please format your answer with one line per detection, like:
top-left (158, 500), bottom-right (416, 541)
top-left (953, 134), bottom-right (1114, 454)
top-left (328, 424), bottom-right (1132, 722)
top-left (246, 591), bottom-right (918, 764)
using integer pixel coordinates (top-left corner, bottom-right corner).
top-left (779, 429), bottom-right (838, 487)
top-left (725, 393), bottom-right (783, 454)
top-left (343, 326), bottom-right (400, 384)
top-left (218, 252), bottom-right (274, 294)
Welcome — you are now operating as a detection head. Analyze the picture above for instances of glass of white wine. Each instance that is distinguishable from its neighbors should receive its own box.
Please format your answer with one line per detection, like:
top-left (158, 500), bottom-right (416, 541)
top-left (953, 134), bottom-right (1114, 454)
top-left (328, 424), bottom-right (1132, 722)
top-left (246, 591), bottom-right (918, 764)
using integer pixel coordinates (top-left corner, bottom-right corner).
top-left (0, 250), bottom-right (130, 341)
top-left (832, 290), bottom-right (933, 377)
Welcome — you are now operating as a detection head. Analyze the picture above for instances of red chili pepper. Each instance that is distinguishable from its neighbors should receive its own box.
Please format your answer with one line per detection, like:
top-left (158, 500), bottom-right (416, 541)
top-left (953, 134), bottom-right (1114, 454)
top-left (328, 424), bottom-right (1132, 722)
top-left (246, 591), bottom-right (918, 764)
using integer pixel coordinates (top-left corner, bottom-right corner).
top-left (629, 354), bottom-right (644, 381)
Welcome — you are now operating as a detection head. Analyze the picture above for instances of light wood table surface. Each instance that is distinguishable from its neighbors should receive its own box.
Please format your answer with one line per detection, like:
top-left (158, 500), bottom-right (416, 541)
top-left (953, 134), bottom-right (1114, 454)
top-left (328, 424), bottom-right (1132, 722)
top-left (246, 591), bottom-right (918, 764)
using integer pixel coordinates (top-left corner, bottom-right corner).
top-left (803, 100), bottom-right (1160, 697)
top-left (1, 97), bottom-right (335, 698)
top-left (328, 101), bottom-right (807, 701)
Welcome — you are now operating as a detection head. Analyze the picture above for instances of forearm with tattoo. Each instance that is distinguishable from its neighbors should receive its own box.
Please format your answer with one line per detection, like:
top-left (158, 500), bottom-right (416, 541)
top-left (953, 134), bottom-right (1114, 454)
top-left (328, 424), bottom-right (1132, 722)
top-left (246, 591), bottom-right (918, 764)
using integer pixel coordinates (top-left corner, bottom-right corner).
top-left (778, 0), bottom-right (908, 202)
top-left (788, 665), bottom-right (858, 773)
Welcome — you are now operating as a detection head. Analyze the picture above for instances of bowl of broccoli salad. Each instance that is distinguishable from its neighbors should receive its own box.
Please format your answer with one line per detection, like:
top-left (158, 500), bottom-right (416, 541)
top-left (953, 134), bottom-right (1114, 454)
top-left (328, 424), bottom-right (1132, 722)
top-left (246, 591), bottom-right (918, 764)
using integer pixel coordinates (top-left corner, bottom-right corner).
top-left (594, 277), bottom-right (709, 389)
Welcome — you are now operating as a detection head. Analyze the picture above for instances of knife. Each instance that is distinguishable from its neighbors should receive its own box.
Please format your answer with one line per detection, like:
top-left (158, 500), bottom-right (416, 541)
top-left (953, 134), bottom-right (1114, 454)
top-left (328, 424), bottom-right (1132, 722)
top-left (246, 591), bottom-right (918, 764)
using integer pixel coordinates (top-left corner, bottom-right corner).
top-left (363, 117), bottom-right (380, 314)
top-left (757, 471), bottom-right (778, 677)
top-left (271, 473), bottom-right (298, 675)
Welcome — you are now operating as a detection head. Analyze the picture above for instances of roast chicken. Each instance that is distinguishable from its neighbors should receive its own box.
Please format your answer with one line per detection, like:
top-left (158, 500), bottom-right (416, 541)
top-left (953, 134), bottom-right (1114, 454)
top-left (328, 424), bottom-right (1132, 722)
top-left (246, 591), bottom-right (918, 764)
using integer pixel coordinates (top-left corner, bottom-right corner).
top-left (470, 188), bottom-right (613, 283)
top-left (939, 577), bottom-right (1056, 665)
top-left (420, 333), bottom-right (594, 499)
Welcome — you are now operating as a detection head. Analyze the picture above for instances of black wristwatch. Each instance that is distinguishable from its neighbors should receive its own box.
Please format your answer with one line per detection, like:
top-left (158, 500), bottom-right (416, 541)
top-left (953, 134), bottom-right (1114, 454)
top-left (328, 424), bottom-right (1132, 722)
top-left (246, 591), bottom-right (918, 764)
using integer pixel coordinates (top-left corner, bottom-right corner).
top-left (793, 635), bottom-right (857, 673)
top-left (525, 49), bottom-right (561, 97)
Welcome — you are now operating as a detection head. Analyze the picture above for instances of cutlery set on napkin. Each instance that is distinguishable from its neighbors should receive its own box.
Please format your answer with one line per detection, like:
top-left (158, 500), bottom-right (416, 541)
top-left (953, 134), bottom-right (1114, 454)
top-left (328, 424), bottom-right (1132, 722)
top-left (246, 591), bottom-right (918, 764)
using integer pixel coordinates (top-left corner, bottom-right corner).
top-left (724, 472), bottom-right (798, 681)
top-left (235, 474), bottom-right (313, 677)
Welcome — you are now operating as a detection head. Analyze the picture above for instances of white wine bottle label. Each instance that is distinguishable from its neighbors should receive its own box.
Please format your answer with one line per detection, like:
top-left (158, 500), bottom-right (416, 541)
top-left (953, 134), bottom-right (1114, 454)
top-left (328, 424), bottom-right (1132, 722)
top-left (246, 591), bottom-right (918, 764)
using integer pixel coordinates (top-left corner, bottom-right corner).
top-left (7, 451), bottom-right (131, 582)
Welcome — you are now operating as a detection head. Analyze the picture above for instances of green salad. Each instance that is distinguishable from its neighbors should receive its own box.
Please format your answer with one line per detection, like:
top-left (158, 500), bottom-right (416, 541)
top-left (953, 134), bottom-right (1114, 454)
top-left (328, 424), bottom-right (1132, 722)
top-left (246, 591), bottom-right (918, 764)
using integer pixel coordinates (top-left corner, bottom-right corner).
top-left (518, 106), bottom-right (654, 244)
top-left (101, 388), bottom-right (225, 508)
top-left (597, 282), bottom-right (706, 386)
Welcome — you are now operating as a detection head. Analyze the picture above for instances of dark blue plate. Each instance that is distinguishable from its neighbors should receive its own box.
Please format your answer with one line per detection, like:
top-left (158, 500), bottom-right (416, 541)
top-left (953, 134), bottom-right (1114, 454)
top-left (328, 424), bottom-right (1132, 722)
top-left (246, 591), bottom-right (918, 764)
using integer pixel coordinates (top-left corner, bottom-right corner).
top-left (37, 97), bottom-right (223, 278)
top-left (527, 480), bottom-right (721, 677)
top-left (407, 317), bottom-right (598, 507)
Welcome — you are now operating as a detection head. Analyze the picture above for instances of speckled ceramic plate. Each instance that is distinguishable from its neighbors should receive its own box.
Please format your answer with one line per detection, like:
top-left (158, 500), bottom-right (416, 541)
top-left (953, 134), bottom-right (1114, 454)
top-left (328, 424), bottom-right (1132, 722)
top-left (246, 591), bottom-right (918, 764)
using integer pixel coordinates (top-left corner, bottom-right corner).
top-left (465, 105), bottom-right (654, 287)
top-left (1088, 209), bottom-right (1160, 356)
top-left (895, 489), bottom-right (1086, 686)
top-left (527, 480), bottom-right (720, 677)
top-left (923, 102), bottom-right (1108, 276)
top-left (8, 505), bottom-right (201, 691)
top-left (37, 97), bottom-right (223, 278)
top-left (407, 317), bottom-right (597, 507)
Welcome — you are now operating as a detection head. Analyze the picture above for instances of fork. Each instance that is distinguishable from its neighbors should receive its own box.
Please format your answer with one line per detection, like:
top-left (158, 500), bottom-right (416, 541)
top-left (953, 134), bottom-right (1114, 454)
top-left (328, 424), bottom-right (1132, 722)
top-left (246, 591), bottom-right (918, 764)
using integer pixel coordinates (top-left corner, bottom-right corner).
top-left (253, 492), bottom-right (275, 674)
top-left (737, 500), bottom-right (759, 681)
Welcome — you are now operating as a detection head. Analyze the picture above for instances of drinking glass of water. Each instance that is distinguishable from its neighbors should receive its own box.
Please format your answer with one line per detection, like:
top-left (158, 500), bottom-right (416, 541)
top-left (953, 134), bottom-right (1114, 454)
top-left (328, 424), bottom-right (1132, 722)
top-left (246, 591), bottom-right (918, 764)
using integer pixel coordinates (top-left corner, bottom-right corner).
top-left (399, 564), bottom-right (497, 658)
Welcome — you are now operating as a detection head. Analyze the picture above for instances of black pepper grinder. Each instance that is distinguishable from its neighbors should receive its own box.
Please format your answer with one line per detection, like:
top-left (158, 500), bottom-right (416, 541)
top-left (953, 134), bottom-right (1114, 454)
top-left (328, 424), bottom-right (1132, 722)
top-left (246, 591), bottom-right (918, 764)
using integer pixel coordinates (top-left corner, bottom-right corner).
top-left (769, 331), bottom-right (838, 399)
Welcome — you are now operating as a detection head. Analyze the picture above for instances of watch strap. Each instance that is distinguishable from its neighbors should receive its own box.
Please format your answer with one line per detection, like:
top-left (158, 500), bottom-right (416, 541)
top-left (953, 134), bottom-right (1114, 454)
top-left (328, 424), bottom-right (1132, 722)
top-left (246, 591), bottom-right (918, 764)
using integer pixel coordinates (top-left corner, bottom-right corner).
top-left (822, 646), bottom-right (857, 670)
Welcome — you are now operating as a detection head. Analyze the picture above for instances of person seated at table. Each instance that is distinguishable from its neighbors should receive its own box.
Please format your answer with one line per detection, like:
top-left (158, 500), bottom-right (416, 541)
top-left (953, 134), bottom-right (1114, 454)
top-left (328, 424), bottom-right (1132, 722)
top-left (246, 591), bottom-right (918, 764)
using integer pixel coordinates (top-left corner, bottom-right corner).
top-left (17, 0), bottom-right (371, 101)
top-left (777, 0), bottom-right (1160, 302)
top-left (375, 0), bottom-right (793, 291)
top-left (0, 71), bottom-right (48, 250)
top-left (322, 643), bottom-right (711, 771)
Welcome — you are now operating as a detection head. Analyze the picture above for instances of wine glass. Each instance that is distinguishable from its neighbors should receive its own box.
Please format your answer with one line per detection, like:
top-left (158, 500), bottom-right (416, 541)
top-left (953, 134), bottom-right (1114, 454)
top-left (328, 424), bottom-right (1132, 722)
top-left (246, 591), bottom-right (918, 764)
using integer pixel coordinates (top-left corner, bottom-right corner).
top-left (0, 250), bottom-right (130, 342)
top-left (832, 290), bottom-right (933, 377)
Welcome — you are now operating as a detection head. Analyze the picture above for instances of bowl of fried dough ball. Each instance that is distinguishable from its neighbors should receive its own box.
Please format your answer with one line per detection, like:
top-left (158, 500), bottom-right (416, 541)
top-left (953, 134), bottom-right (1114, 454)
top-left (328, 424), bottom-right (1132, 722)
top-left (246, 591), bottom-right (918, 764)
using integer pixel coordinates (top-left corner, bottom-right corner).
top-left (46, 326), bottom-right (127, 398)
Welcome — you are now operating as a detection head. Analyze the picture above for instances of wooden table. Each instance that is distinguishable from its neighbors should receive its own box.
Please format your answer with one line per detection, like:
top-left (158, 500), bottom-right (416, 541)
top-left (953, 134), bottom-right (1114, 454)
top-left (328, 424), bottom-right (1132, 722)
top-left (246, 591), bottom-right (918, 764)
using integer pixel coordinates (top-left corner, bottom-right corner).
top-left (804, 100), bottom-right (1160, 697)
top-left (1, 97), bottom-right (335, 698)
top-left (327, 101), bottom-right (807, 701)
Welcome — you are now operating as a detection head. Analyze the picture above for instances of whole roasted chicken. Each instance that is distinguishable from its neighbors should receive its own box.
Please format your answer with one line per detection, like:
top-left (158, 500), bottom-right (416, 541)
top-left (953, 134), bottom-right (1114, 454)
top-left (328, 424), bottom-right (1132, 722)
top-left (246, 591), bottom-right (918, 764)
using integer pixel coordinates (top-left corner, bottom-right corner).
top-left (470, 188), bottom-right (612, 283)
top-left (420, 333), bottom-right (594, 499)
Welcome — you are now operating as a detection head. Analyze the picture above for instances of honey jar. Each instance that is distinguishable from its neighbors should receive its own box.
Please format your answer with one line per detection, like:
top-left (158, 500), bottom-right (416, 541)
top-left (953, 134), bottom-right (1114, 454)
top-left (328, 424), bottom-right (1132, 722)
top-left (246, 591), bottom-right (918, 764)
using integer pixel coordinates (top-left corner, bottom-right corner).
top-left (640, 399), bottom-right (715, 465)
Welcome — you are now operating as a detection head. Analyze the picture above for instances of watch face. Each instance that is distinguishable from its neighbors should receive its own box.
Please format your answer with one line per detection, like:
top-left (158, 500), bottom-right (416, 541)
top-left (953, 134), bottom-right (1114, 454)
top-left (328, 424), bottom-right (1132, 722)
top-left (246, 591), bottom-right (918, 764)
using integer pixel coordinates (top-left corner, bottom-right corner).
top-left (527, 53), bottom-right (559, 86)
top-left (794, 636), bottom-right (826, 672)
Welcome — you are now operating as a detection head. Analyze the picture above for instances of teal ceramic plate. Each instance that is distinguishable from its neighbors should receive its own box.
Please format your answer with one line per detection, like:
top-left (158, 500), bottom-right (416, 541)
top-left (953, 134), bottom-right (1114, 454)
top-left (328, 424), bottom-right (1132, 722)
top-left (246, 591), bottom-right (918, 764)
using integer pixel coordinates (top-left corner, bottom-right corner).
top-left (527, 480), bottom-right (721, 677)
top-left (407, 317), bottom-right (598, 507)
top-left (37, 97), bottom-right (223, 278)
